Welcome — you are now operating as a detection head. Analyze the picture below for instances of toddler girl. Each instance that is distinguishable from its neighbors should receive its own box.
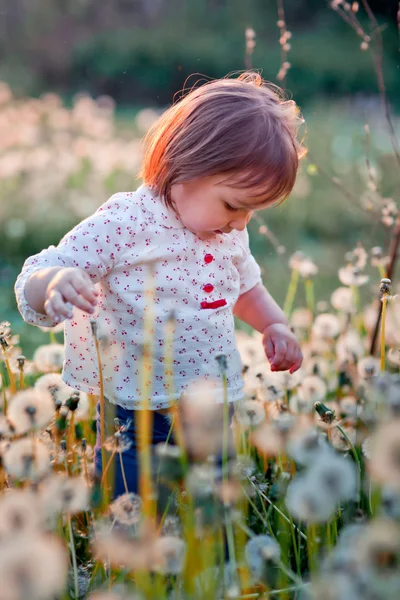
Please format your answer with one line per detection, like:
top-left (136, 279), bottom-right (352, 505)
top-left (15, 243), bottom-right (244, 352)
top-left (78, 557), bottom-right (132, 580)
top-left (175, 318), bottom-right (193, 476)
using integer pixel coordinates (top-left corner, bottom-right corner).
top-left (15, 71), bottom-right (306, 498)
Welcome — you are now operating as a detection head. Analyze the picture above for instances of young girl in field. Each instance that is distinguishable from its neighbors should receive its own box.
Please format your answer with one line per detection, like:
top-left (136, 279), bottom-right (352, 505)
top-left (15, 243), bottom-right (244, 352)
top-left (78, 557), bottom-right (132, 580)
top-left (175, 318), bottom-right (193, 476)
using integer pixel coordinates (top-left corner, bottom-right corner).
top-left (15, 71), bottom-right (306, 498)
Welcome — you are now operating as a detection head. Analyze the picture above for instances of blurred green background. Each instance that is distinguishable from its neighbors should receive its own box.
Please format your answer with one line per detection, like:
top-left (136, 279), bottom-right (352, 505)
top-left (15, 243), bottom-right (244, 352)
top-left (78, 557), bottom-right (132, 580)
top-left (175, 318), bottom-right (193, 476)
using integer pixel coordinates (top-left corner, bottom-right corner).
top-left (0, 0), bottom-right (399, 354)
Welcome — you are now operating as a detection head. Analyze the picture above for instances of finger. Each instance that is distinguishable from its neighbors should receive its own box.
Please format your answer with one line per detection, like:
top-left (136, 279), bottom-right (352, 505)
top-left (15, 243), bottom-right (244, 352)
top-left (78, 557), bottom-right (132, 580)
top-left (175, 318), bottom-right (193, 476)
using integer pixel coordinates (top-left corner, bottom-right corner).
top-left (72, 277), bottom-right (99, 305)
top-left (289, 351), bottom-right (303, 374)
top-left (45, 291), bottom-right (71, 320)
top-left (270, 341), bottom-right (287, 369)
top-left (62, 283), bottom-right (96, 314)
top-left (263, 336), bottom-right (275, 362)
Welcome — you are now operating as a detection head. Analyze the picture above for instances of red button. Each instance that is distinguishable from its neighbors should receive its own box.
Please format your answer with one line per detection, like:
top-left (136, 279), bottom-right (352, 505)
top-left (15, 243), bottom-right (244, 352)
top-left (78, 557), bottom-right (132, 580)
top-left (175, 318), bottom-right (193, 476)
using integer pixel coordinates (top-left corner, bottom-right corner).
top-left (204, 253), bottom-right (214, 264)
top-left (203, 284), bottom-right (214, 293)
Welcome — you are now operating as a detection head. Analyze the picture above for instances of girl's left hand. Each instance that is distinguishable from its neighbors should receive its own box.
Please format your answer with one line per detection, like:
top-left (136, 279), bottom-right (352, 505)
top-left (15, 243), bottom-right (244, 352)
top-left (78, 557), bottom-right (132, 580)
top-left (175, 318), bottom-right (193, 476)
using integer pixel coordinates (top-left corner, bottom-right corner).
top-left (262, 323), bottom-right (303, 374)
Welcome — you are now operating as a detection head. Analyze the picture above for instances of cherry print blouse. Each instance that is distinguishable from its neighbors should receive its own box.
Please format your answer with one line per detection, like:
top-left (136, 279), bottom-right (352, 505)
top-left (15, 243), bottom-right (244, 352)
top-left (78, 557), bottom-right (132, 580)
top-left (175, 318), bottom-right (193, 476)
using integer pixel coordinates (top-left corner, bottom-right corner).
top-left (15, 185), bottom-right (262, 410)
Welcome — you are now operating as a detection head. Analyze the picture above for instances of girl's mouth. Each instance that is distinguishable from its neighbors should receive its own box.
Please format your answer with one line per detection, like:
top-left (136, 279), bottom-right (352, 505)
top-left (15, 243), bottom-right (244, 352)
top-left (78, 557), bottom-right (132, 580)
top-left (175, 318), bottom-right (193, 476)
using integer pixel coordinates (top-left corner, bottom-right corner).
top-left (214, 229), bottom-right (223, 234)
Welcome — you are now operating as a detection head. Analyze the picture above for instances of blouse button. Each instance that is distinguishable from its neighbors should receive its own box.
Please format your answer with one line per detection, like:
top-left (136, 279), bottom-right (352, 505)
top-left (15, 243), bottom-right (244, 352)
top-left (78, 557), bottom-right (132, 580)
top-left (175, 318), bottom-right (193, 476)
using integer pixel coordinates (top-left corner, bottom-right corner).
top-left (204, 253), bottom-right (214, 264)
top-left (203, 284), bottom-right (214, 293)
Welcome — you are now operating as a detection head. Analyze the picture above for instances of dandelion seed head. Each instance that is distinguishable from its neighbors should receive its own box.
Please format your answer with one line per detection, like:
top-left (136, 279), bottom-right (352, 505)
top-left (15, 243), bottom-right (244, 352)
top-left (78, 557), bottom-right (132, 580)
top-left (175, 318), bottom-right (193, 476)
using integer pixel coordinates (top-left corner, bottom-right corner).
top-left (245, 534), bottom-right (280, 579)
top-left (285, 474), bottom-right (337, 523)
top-left (39, 474), bottom-right (90, 518)
top-left (152, 536), bottom-right (186, 575)
top-left (8, 388), bottom-right (54, 434)
top-left (33, 344), bottom-right (65, 373)
top-left (312, 313), bottom-right (341, 340)
top-left (235, 400), bottom-right (266, 430)
top-left (0, 533), bottom-right (68, 600)
top-left (109, 493), bottom-right (142, 527)
top-left (3, 438), bottom-right (50, 481)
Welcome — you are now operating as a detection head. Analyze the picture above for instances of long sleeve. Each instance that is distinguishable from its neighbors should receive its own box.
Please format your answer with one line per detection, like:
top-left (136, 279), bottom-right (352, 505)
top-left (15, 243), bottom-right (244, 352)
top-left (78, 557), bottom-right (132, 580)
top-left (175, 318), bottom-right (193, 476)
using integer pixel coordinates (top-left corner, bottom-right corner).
top-left (14, 192), bottom-right (138, 328)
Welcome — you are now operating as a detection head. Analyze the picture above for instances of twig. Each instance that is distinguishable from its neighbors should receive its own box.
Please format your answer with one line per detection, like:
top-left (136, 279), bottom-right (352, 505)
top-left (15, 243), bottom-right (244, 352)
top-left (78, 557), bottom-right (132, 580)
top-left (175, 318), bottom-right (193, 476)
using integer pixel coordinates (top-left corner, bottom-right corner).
top-left (370, 216), bottom-right (400, 355)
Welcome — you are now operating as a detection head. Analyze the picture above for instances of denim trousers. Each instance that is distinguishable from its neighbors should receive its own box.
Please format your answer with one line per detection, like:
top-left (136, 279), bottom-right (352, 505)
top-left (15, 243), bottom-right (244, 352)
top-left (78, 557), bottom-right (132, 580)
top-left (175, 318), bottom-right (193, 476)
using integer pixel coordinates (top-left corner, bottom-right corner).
top-left (94, 401), bottom-right (176, 500)
top-left (94, 400), bottom-right (236, 501)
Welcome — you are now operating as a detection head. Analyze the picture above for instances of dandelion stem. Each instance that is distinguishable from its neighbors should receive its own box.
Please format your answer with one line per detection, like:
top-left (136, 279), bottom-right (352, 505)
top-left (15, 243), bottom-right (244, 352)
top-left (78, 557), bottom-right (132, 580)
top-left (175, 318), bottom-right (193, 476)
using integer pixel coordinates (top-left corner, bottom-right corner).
top-left (92, 325), bottom-right (107, 504)
top-left (380, 293), bottom-right (388, 372)
top-left (18, 366), bottom-right (24, 390)
top-left (118, 451), bottom-right (129, 494)
top-left (289, 514), bottom-right (301, 576)
top-left (246, 477), bottom-right (308, 541)
top-left (101, 449), bottom-right (116, 489)
top-left (335, 423), bottom-right (361, 504)
top-left (304, 279), bottom-right (314, 316)
top-left (3, 353), bottom-right (16, 397)
top-left (222, 371), bottom-right (229, 485)
top-left (67, 514), bottom-right (79, 600)
top-left (283, 268), bottom-right (299, 317)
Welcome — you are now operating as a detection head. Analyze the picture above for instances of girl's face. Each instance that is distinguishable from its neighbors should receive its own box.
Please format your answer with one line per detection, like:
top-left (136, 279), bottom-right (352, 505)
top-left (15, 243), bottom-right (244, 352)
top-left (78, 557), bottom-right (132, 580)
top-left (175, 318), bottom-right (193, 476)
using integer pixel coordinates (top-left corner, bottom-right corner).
top-left (170, 174), bottom-right (273, 240)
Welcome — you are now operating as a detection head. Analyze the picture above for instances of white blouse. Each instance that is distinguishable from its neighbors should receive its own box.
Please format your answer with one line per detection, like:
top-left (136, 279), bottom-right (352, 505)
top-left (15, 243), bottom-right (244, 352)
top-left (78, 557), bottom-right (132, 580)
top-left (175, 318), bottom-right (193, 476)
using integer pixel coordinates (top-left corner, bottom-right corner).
top-left (15, 185), bottom-right (262, 410)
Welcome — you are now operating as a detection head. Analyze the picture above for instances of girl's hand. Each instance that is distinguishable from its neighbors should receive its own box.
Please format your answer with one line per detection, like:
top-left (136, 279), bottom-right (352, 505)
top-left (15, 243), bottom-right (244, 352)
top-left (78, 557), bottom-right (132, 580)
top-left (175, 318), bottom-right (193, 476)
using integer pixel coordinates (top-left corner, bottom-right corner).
top-left (262, 323), bottom-right (303, 374)
top-left (44, 267), bottom-right (99, 323)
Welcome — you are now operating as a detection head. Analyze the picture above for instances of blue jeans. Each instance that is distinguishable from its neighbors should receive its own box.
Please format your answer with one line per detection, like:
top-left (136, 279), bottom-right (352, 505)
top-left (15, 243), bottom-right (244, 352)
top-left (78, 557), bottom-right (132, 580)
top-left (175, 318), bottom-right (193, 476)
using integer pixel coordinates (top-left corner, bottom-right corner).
top-left (94, 402), bottom-right (175, 500)
top-left (94, 400), bottom-right (236, 501)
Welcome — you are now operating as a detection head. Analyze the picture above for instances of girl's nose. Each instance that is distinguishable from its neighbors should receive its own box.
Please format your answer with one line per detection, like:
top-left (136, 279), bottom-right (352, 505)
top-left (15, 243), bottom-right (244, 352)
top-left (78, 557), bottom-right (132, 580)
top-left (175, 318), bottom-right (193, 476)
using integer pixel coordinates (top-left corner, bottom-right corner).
top-left (229, 211), bottom-right (253, 231)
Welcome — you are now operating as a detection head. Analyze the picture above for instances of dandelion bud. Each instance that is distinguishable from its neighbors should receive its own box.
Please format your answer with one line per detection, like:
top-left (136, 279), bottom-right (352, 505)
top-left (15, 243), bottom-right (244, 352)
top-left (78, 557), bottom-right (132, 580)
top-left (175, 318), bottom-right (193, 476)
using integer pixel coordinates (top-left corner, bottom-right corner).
top-left (16, 355), bottom-right (25, 368)
top-left (0, 336), bottom-right (8, 350)
top-left (277, 19), bottom-right (285, 28)
top-left (81, 438), bottom-right (87, 451)
top-left (283, 43), bottom-right (291, 52)
top-left (380, 278), bottom-right (392, 295)
top-left (283, 61), bottom-right (291, 69)
top-left (60, 439), bottom-right (67, 452)
top-left (352, 2), bottom-right (359, 11)
top-left (361, 41), bottom-right (369, 51)
top-left (215, 353), bottom-right (228, 373)
top-left (90, 319), bottom-right (98, 337)
top-left (258, 225), bottom-right (268, 234)
top-left (66, 392), bottom-right (80, 411)
top-left (314, 401), bottom-right (336, 424)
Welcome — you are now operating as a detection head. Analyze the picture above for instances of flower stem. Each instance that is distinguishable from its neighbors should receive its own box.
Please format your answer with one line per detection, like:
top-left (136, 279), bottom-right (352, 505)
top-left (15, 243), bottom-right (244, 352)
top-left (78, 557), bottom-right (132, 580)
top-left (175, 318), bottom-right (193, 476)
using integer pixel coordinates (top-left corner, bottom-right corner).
top-left (283, 269), bottom-right (299, 317)
top-left (67, 514), bottom-right (79, 600)
top-left (380, 293), bottom-right (388, 372)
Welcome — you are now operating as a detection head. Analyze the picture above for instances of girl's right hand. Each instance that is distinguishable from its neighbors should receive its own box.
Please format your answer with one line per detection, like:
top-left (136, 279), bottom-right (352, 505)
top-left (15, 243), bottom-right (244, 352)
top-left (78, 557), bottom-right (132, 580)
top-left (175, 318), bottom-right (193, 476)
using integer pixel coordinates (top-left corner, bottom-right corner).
top-left (44, 267), bottom-right (99, 323)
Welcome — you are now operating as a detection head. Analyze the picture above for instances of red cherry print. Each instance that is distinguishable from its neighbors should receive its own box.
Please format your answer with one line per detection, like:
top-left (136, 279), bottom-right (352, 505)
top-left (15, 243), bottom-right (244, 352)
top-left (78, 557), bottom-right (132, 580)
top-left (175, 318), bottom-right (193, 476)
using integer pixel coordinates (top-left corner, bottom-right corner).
top-left (204, 253), bottom-right (214, 264)
top-left (203, 283), bottom-right (214, 293)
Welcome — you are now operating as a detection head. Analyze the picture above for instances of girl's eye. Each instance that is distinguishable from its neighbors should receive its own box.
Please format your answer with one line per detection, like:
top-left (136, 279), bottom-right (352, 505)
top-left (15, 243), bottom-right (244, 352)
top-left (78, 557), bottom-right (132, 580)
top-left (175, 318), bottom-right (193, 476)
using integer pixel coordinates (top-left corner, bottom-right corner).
top-left (224, 202), bottom-right (238, 211)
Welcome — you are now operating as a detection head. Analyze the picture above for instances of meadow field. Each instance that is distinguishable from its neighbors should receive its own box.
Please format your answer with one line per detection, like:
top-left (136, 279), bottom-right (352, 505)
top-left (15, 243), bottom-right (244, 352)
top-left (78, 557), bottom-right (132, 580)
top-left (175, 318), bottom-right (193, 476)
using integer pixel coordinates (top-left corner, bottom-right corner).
top-left (0, 1), bottom-right (400, 599)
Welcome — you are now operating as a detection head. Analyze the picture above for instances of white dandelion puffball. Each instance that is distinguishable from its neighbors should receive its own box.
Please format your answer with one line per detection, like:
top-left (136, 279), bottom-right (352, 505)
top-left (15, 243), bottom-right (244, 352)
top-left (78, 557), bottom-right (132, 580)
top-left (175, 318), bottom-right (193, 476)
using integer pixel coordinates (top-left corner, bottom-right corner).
top-left (152, 536), bottom-right (186, 575)
top-left (331, 287), bottom-right (357, 314)
top-left (235, 400), bottom-right (266, 430)
top-left (0, 534), bottom-right (68, 600)
top-left (312, 313), bottom-right (341, 340)
top-left (307, 454), bottom-right (358, 503)
top-left (357, 356), bottom-right (380, 380)
top-left (0, 489), bottom-right (44, 539)
top-left (287, 427), bottom-right (331, 466)
top-left (109, 493), bottom-right (142, 527)
top-left (297, 375), bottom-right (327, 404)
top-left (387, 348), bottom-right (400, 367)
top-left (367, 420), bottom-right (400, 489)
top-left (245, 534), bottom-right (281, 579)
top-left (34, 373), bottom-right (72, 404)
top-left (33, 344), bottom-right (65, 373)
top-left (39, 474), bottom-right (90, 518)
top-left (3, 438), bottom-right (50, 481)
top-left (285, 474), bottom-right (337, 523)
top-left (7, 388), bottom-right (55, 434)
top-left (338, 265), bottom-right (369, 287)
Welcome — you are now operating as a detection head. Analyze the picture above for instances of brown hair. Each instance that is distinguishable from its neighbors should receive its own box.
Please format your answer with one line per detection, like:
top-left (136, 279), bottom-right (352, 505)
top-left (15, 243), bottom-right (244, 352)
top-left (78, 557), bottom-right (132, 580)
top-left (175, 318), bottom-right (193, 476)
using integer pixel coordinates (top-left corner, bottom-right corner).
top-left (139, 71), bottom-right (307, 209)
